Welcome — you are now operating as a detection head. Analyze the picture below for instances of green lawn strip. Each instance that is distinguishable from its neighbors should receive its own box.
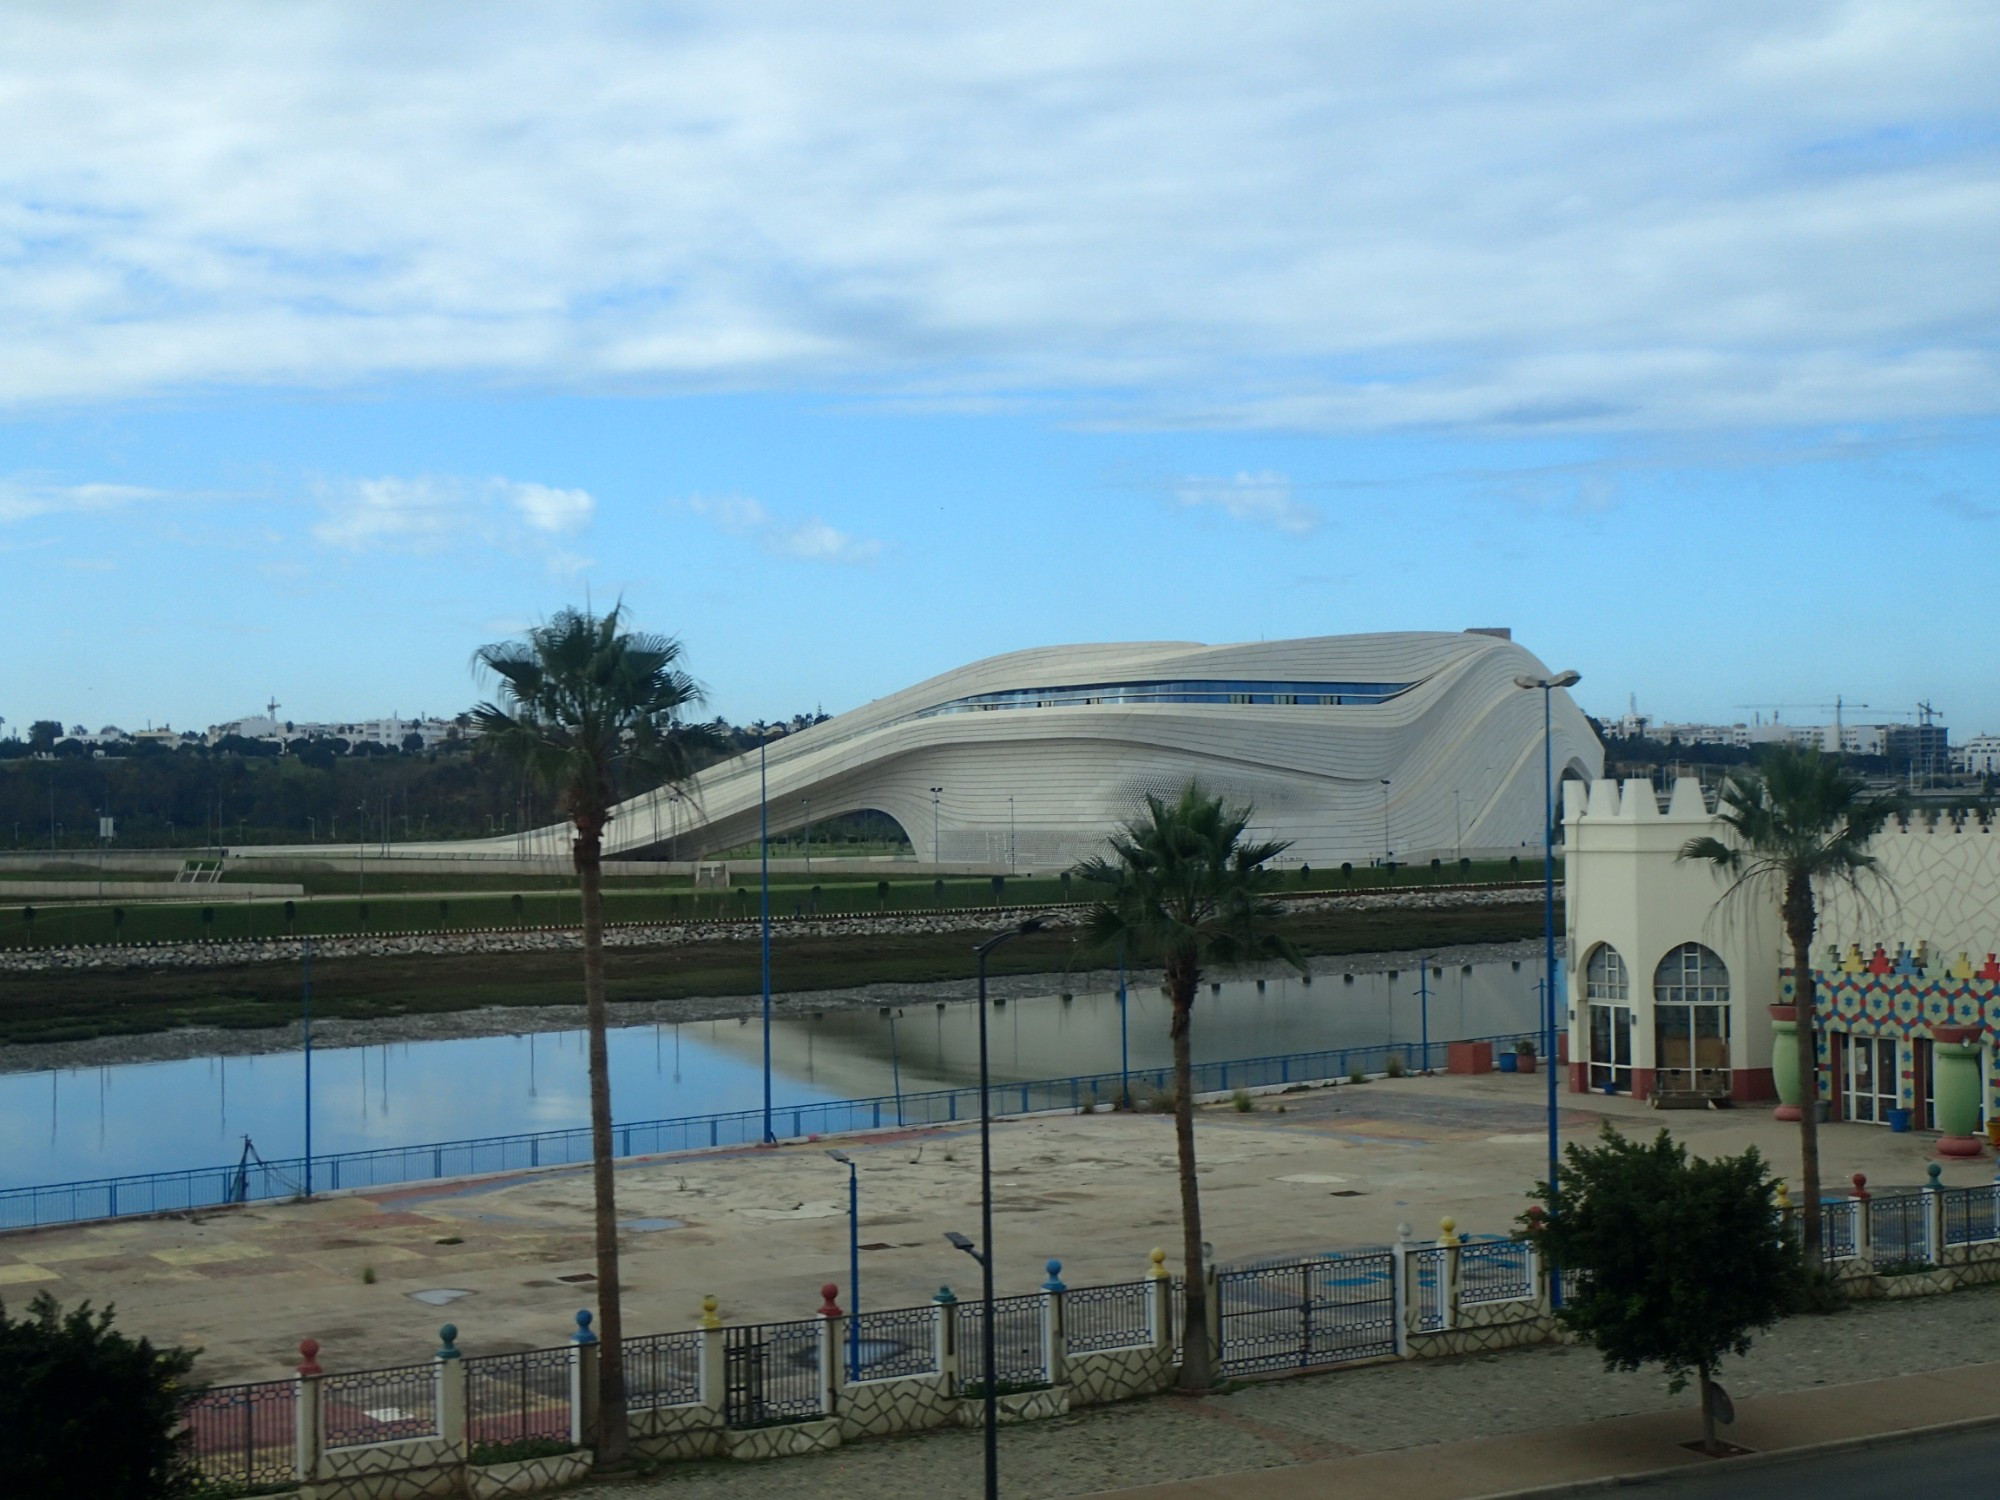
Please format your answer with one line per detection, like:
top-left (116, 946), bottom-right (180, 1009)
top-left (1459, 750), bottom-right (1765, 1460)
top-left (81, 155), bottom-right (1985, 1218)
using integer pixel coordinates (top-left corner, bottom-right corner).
top-left (0, 904), bottom-right (1542, 1046)
top-left (2, 861), bottom-right (1550, 950)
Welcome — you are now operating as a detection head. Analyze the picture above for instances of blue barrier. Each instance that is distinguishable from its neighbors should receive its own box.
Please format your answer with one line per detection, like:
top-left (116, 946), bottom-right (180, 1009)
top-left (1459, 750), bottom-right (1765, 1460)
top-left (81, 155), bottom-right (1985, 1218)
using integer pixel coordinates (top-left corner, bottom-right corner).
top-left (0, 1030), bottom-right (1540, 1231)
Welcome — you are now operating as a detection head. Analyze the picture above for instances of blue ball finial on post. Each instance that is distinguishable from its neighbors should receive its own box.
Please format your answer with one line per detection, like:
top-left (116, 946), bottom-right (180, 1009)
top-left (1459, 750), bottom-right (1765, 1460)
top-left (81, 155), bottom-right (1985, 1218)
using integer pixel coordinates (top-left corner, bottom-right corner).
top-left (573, 1309), bottom-right (598, 1345)
top-left (1043, 1258), bottom-right (1065, 1292)
top-left (436, 1324), bottom-right (460, 1360)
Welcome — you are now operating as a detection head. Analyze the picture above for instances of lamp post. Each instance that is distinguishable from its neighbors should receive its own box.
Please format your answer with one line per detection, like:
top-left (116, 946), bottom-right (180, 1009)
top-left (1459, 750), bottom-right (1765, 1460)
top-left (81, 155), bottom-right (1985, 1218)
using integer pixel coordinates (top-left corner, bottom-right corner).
top-left (949, 914), bottom-right (1049, 1500)
top-left (828, 1150), bottom-right (860, 1380)
top-left (1007, 795), bottom-right (1016, 873)
top-left (302, 938), bottom-right (314, 1198)
top-left (1514, 668), bottom-right (1581, 1245)
top-left (1118, 938), bottom-right (1131, 1110)
top-left (802, 795), bottom-right (812, 873)
top-left (930, 786), bottom-right (944, 867)
top-left (761, 730), bottom-right (774, 1144)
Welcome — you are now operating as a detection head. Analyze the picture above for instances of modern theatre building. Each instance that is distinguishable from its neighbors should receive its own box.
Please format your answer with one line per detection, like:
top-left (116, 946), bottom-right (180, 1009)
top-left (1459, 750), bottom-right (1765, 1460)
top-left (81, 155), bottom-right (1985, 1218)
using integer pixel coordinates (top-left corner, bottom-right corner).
top-left (577, 629), bottom-right (1601, 871)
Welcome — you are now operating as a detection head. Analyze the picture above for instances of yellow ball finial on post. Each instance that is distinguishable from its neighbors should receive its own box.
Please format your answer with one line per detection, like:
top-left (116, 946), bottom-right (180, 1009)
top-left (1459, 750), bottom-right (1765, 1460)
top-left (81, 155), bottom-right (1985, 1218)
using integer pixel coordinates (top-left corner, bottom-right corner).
top-left (700, 1294), bottom-right (720, 1329)
top-left (1439, 1216), bottom-right (1460, 1247)
top-left (1148, 1247), bottom-right (1168, 1280)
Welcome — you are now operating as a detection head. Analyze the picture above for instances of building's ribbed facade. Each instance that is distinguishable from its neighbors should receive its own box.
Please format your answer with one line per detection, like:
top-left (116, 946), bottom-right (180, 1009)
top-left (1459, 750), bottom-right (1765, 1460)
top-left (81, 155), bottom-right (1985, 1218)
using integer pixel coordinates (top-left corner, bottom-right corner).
top-left (593, 630), bottom-right (1602, 870)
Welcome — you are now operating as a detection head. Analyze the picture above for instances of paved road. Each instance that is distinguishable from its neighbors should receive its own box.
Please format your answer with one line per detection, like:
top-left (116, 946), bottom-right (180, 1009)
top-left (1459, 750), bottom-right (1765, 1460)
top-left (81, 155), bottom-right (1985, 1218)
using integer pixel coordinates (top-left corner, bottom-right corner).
top-left (1631, 1426), bottom-right (2000, 1499)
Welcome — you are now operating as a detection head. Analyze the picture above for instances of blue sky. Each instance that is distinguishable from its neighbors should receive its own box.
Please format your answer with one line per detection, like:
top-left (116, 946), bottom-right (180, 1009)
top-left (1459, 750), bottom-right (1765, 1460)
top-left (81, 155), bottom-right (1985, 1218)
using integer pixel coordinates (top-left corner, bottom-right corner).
top-left (3, 3), bottom-right (1997, 736)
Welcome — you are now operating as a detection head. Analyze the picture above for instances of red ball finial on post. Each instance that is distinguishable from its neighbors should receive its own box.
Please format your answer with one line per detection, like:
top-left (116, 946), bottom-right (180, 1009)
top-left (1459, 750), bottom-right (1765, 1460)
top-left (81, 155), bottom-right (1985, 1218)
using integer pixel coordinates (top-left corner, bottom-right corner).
top-left (819, 1282), bottom-right (843, 1318)
top-left (298, 1338), bottom-right (322, 1376)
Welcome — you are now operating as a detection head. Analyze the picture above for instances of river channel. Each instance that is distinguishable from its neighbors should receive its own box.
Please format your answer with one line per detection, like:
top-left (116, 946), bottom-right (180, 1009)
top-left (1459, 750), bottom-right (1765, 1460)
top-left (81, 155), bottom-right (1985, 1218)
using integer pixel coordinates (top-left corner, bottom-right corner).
top-left (0, 948), bottom-right (1557, 1189)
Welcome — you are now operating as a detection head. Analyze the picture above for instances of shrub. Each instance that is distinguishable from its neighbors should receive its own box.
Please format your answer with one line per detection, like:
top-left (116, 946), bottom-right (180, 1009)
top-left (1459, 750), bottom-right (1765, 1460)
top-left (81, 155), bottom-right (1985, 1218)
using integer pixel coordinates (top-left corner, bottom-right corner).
top-left (1385, 1055), bottom-right (1407, 1078)
top-left (0, 1292), bottom-right (202, 1499)
top-left (1348, 1066), bottom-right (1367, 1084)
top-left (1231, 1089), bottom-right (1254, 1112)
top-left (470, 1436), bottom-right (576, 1465)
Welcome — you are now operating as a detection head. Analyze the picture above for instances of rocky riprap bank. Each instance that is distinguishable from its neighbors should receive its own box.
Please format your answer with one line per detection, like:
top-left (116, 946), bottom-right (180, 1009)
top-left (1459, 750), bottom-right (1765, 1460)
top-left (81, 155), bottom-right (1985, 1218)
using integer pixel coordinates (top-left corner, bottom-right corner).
top-left (0, 885), bottom-right (1538, 975)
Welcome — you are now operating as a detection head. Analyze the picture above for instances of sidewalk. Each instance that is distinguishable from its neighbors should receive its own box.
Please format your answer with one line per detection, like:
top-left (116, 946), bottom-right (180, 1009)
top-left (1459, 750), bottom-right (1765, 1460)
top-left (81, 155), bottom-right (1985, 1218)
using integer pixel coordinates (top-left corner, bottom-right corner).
top-left (1085, 1361), bottom-right (2000, 1500)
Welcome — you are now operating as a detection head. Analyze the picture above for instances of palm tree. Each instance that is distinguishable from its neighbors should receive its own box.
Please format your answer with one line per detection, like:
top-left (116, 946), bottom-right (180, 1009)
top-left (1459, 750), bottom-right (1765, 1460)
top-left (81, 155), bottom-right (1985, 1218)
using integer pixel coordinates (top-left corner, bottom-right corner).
top-left (1072, 782), bottom-right (1300, 1389)
top-left (1679, 745), bottom-right (1896, 1261)
top-left (472, 606), bottom-right (719, 1466)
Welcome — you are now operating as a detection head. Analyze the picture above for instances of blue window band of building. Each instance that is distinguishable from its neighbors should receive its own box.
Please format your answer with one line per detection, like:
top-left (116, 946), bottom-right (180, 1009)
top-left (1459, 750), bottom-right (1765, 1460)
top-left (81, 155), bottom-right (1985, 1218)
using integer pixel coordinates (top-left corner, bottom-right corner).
top-left (918, 678), bottom-right (1414, 717)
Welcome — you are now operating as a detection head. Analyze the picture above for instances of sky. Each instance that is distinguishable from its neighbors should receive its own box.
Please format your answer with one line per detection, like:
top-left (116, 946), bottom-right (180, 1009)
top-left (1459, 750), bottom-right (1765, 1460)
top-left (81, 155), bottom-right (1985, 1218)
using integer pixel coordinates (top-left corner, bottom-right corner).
top-left (3, 2), bottom-right (1997, 737)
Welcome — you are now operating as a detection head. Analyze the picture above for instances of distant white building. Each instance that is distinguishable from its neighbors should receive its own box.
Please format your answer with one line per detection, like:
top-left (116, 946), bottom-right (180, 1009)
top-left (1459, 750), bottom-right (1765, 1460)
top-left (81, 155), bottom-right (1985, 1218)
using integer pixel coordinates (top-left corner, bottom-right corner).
top-left (1957, 736), bottom-right (2000, 776)
top-left (205, 712), bottom-right (460, 750)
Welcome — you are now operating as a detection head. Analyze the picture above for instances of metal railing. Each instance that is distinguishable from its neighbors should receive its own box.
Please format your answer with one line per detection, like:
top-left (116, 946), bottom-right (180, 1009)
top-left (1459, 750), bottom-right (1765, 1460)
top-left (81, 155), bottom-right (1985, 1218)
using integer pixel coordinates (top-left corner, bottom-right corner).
top-left (624, 1329), bottom-right (703, 1410)
top-left (1459, 1239), bottom-right (1536, 1304)
top-left (1820, 1198), bottom-right (1860, 1262)
top-left (723, 1320), bottom-right (823, 1425)
top-left (0, 1031), bottom-right (1543, 1231)
top-left (1065, 1280), bottom-right (1154, 1354)
top-left (1217, 1251), bottom-right (1399, 1375)
top-left (182, 1378), bottom-right (297, 1490)
top-left (321, 1362), bottom-right (438, 1449)
top-left (957, 1293), bottom-right (1049, 1390)
top-left (1871, 1192), bottom-right (1931, 1268)
top-left (1945, 1184), bottom-right (2000, 1248)
top-left (1409, 1245), bottom-right (1449, 1332)
top-left (853, 1304), bottom-right (940, 1381)
top-left (466, 1346), bottom-right (574, 1446)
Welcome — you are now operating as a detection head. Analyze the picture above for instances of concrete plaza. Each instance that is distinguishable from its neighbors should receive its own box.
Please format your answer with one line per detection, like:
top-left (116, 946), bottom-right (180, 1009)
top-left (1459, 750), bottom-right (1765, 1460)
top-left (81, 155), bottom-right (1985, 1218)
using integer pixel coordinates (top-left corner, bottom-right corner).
top-left (0, 1067), bottom-right (1986, 1384)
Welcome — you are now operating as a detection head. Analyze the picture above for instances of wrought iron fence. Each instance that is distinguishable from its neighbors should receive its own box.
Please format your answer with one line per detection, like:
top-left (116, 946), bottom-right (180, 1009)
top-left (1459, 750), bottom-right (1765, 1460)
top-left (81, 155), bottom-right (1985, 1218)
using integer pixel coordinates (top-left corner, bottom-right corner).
top-left (723, 1320), bottom-right (823, 1426)
top-left (0, 1031), bottom-right (1547, 1231)
top-left (957, 1293), bottom-right (1050, 1390)
top-left (1459, 1239), bottom-right (1536, 1304)
top-left (1820, 1198), bottom-right (1860, 1262)
top-left (1217, 1252), bottom-right (1399, 1375)
top-left (1409, 1246), bottom-right (1449, 1332)
top-left (321, 1362), bottom-right (438, 1448)
top-left (624, 1330), bottom-right (702, 1410)
top-left (1065, 1280), bottom-right (1154, 1354)
top-left (853, 1304), bottom-right (940, 1381)
top-left (1871, 1193), bottom-right (1931, 1268)
top-left (1944, 1185), bottom-right (2000, 1248)
top-left (182, 1378), bottom-right (297, 1490)
top-left (466, 1347), bottom-right (574, 1447)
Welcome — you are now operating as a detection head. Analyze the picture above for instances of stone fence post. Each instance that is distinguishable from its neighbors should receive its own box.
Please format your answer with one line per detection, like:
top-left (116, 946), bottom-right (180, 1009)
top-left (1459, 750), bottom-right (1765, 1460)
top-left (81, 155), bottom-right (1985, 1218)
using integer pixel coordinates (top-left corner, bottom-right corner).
top-left (1042, 1259), bottom-right (1067, 1386)
top-left (1925, 1163), bottom-right (1946, 1264)
top-left (934, 1286), bottom-right (959, 1394)
top-left (436, 1324), bottom-right (466, 1463)
top-left (1392, 1224), bottom-right (1413, 1353)
top-left (698, 1295), bottom-right (726, 1413)
top-left (1146, 1248), bottom-right (1173, 1361)
top-left (1852, 1173), bottom-right (1874, 1275)
top-left (818, 1283), bottom-right (846, 1415)
top-left (570, 1310), bottom-right (600, 1451)
top-left (295, 1339), bottom-right (324, 1497)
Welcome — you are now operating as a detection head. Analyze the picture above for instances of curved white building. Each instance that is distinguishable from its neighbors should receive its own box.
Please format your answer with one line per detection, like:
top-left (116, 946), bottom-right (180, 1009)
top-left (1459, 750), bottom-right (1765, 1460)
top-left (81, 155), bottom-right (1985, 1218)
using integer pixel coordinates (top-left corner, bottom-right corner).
top-left (590, 629), bottom-right (1600, 871)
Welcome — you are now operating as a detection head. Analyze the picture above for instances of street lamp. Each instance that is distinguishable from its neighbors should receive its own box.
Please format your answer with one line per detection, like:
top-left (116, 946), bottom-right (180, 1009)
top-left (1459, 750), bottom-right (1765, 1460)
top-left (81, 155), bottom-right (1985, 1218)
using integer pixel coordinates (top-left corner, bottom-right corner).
top-left (1007, 795), bottom-right (1016, 873)
top-left (930, 786), bottom-right (944, 867)
top-left (827, 1150), bottom-right (860, 1380)
top-left (1514, 668), bottom-right (1581, 1250)
top-left (760, 728), bottom-right (775, 1144)
top-left (1379, 778), bottom-right (1392, 868)
top-left (802, 796), bottom-right (812, 874)
top-left (951, 913), bottom-right (1050, 1500)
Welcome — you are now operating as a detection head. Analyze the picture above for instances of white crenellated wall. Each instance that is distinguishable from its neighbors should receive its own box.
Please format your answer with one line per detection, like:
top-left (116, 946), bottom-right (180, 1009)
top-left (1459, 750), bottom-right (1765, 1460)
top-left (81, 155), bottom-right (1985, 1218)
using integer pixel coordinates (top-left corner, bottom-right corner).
top-left (1563, 776), bottom-right (1785, 1101)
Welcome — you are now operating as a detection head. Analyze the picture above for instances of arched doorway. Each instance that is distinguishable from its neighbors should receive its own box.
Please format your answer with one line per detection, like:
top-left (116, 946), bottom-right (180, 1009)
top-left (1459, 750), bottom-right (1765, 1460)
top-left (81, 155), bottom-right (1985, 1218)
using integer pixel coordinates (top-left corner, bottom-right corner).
top-left (1584, 943), bottom-right (1633, 1093)
top-left (1653, 942), bottom-right (1731, 1095)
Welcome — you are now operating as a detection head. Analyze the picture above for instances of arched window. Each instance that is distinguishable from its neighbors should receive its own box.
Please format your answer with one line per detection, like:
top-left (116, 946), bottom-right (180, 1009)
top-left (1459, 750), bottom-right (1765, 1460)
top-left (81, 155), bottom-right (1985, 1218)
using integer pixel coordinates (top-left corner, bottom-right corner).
top-left (1585, 944), bottom-right (1629, 1002)
top-left (1583, 944), bottom-right (1633, 1091)
top-left (1653, 943), bottom-right (1731, 1092)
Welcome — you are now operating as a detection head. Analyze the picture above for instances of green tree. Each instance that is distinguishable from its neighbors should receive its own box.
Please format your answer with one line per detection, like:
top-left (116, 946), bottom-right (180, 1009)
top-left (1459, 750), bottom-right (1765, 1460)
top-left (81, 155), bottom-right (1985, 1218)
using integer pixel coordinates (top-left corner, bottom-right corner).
top-left (1072, 782), bottom-right (1299, 1389)
top-left (473, 606), bottom-right (718, 1466)
top-left (1524, 1127), bottom-right (1801, 1453)
top-left (0, 1293), bottom-right (201, 1499)
top-left (1678, 746), bottom-right (1896, 1259)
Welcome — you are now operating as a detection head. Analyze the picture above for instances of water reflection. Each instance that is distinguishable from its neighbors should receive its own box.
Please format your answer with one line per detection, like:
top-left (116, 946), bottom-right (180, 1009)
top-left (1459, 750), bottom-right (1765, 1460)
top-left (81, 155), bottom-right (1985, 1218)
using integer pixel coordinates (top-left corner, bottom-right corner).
top-left (2, 955), bottom-right (1550, 1189)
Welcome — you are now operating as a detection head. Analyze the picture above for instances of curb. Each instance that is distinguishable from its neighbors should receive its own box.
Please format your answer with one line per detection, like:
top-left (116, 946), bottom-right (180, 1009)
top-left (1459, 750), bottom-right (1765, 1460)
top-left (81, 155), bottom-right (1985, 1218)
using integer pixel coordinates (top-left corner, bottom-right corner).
top-left (1472, 1408), bottom-right (2000, 1500)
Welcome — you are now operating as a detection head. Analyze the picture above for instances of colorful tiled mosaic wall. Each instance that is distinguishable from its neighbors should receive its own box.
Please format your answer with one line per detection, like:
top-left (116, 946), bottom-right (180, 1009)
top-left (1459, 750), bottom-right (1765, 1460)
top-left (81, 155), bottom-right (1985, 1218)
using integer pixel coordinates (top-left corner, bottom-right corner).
top-left (1786, 945), bottom-right (2000, 1114)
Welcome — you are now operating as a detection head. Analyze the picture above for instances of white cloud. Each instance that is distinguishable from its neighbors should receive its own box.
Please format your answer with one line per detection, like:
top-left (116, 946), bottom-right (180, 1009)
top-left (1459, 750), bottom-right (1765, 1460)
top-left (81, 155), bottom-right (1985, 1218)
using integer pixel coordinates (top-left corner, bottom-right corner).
top-left (683, 494), bottom-right (883, 565)
top-left (0, 5), bottom-right (1994, 431)
top-left (0, 481), bottom-right (171, 523)
top-left (1172, 472), bottom-right (1318, 535)
top-left (312, 475), bottom-right (595, 556)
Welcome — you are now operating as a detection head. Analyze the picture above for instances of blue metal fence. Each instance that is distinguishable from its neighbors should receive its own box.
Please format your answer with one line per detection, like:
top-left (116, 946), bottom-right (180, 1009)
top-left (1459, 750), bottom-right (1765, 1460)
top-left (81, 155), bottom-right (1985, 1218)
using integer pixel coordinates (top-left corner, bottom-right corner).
top-left (0, 1030), bottom-right (1540, 1231)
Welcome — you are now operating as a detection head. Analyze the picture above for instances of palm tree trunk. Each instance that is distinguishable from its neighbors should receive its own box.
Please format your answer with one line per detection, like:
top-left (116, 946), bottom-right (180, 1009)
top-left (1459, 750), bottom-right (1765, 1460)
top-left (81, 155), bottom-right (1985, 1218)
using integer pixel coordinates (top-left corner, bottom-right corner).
top-left (1697, 1366), bottom-right (1717, 1454)
top-left (1167, 950), bottom-right (1212, 1390)
top-left (576, 818), bottom-right (629, 1467)
top-left (1784, 874), bottom-right (1822, 1264)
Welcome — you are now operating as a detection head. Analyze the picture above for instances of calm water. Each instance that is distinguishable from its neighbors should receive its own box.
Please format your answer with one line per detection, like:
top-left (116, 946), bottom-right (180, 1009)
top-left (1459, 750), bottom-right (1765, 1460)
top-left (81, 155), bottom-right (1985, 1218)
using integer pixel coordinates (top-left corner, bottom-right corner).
top-left (0, 953), bottom-right (1553, 1189)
